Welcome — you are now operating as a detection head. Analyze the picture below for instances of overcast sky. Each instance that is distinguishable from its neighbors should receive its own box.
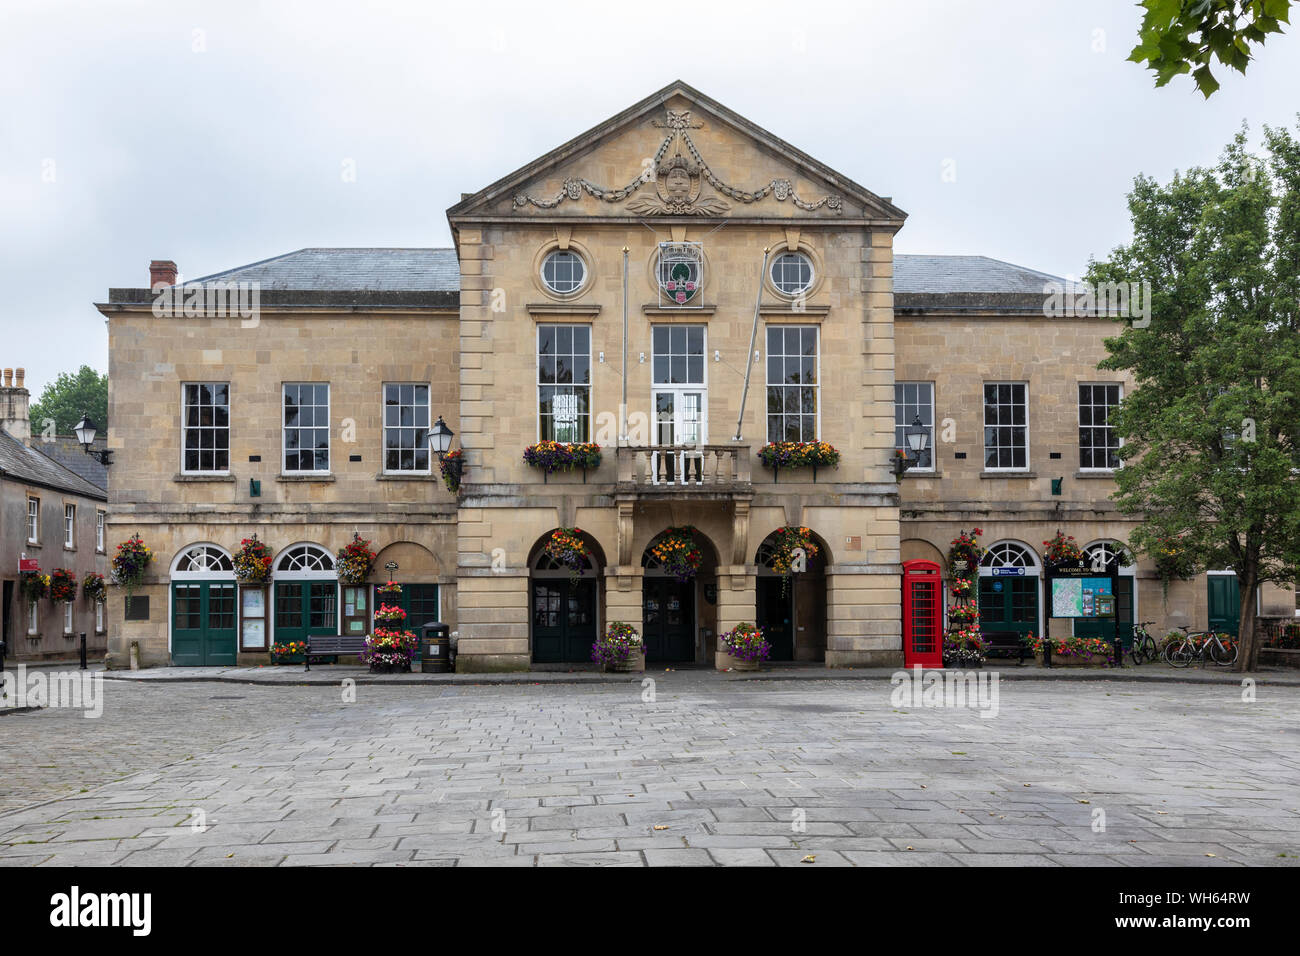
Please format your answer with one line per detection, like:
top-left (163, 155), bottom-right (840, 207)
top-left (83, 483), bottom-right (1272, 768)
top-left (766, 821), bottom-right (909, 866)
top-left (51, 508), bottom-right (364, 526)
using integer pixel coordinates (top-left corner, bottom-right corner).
top-left (3, 0), bottom-right (1298, 399)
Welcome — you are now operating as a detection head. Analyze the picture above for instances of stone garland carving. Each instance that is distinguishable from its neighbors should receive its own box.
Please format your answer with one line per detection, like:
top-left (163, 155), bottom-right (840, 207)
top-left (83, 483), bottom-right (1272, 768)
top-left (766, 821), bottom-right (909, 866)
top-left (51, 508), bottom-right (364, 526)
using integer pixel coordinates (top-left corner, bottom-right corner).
top-left (512, 109), bottom-right (843, 216)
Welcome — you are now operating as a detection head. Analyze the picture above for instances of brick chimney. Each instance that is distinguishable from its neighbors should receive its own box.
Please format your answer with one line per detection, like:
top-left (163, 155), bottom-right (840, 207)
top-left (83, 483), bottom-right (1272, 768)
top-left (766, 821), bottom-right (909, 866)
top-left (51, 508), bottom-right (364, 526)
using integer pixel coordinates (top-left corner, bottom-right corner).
top-left (150, 259), bottom-right (178, 290)
top-left (0, 366), bottom-right (31, 443)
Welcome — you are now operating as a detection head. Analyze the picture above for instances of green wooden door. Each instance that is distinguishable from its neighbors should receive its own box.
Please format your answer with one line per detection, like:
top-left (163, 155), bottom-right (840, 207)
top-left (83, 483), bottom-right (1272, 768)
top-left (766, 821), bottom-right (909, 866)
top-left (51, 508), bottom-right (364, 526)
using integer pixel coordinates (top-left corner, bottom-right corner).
top-left (532, 578), bottom-right (596, 663)
top-left (978, 575), bottom-right (1038, 640)
top-left (1208, 575), bottom-right (1241, 635)
top-left (172, 581), bottom-right (237, 666)
top-left (1075, 577), bottom-right (1133, 644)
top-left (755, 577), bottom-right (794, 662)
top-left (274, 581), bottom-right (338, 644)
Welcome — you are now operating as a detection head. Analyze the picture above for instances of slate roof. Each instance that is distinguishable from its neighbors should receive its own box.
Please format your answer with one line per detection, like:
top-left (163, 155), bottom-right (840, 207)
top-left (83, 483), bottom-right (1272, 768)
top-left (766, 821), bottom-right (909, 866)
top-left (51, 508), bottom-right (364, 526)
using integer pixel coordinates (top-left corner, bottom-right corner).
top-left (38, 437), bottom-right (109, 493)
top-left (189, 248), bottom-right (460, 292)
top-left (894, 255), bottom-right (1070, 294)
top-left (0, 430), bottom-right (107, 500)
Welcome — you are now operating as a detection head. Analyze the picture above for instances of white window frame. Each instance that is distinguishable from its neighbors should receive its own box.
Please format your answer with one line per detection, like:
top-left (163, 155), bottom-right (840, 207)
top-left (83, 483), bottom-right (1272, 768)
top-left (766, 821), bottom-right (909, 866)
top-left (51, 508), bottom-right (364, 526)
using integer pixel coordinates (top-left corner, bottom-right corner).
top-left (982, 381), bottom-right (1030, 472)
top-left (27, 496), bottom-right (39, 544)
top-left (894, 381), bottom-right (935, 473)
top-left (770, 251), bottom-right (815, 297)
top-left (64, 503), bottom-right (75, 548)
top-left (536, 325), bottom-right (592, 443)
top-left (95, 600), bottom-right (105, 634)
top-left (540, 250), bottom-right (587, 296)
top-left (28, 601), bottom-right (38, 635)
top-left (63, 601), bottom-right (73, 634)
top-left (382, 382), bottom-right (433, 475)
top-left (96, 510), bottom-right (105, 552)
top-left (1078, 382), bottom-right (1123, 472)
top-left (181, 382), bottom-right (231, 475)
top-left (282, 383), bottom-right (331, 475)
top-left (764, 325), bottom-right (820, 444)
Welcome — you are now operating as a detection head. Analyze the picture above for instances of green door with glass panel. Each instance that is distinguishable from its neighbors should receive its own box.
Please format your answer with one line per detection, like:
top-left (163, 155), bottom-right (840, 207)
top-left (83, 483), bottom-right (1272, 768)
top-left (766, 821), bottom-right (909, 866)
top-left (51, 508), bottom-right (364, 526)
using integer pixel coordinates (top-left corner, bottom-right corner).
top-left (532, 578), bottom-right (597, 663)
top-left (172, 581), bottom-right (237, 666)
top-left (978, 575), bottom-right (1038, 640)
top-left (274, 581), bottom-right (338, 645)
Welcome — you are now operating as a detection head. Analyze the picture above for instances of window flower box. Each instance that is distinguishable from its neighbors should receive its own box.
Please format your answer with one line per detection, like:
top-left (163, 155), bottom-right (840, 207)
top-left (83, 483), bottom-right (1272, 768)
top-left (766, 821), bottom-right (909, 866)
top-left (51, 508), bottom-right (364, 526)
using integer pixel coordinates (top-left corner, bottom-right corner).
top-left (523, 441), bottom-right (602, 482)
top-left (757, 441), bottom-right (840, 482)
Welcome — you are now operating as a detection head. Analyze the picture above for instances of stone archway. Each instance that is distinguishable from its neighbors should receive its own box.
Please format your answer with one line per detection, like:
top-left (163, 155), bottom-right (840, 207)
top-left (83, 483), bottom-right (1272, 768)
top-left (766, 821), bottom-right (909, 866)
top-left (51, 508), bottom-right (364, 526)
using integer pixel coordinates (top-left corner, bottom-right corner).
top-left (528, 529), bottom-right (606, 664)
top-left (754, 528), bottom-right (829, 662)
top-left (640, 526), bottom-right (720, 664)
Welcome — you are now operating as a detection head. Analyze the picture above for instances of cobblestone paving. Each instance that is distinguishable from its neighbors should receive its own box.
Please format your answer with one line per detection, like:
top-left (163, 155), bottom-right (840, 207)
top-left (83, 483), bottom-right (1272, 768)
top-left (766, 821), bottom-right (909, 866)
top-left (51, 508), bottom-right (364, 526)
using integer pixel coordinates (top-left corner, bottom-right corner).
top-left (2, 675), bottom-right (1299, 866)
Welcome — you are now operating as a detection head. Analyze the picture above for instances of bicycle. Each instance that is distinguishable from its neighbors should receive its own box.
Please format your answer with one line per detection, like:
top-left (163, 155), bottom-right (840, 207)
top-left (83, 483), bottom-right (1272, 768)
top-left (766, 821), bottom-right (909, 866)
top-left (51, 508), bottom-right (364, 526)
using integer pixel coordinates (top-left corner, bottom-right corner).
top-left (1128, 621), bottom-right (1158, 665)
top-left (1162, 625), bottom-right (1238, 667)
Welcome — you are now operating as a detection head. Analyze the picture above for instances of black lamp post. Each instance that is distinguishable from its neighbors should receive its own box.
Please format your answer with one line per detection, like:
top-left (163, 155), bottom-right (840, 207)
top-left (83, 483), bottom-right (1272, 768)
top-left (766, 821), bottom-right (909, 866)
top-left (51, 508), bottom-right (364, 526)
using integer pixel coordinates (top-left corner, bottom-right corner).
top-left (74, 412), bottom-right (113, 466)
top-left (892, 415), bottom-right (930, 477)
top-left (427, 416), bottom-right (462, 483)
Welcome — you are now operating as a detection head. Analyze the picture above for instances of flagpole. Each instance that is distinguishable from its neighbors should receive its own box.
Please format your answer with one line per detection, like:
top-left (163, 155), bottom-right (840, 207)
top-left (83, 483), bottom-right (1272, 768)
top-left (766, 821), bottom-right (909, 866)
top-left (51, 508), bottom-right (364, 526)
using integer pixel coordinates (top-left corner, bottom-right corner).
top-left (620, 246), bottom-right (629, 445)
top-left (733, 246), bottom-right (770, 442)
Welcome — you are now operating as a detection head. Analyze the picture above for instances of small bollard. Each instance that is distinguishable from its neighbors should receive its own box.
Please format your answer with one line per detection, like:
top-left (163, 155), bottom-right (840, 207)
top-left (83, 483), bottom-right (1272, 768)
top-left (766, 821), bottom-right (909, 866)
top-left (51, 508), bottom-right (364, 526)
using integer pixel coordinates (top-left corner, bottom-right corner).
top-left (1042, 638), bottom-right (1052, 668)
top-left (79, 632), bottom-right (87, 670)
top-left (304, 639), bottom-right (311, 672)
top-left (1112, 635), bottom-right (1123, 668)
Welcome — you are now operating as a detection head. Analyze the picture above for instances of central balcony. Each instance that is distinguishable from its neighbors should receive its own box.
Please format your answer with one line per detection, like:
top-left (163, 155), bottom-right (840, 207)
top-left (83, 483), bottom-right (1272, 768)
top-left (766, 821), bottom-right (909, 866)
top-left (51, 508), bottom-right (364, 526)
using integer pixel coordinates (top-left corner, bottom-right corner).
top-left (615, 444), bottom-right (752, 496)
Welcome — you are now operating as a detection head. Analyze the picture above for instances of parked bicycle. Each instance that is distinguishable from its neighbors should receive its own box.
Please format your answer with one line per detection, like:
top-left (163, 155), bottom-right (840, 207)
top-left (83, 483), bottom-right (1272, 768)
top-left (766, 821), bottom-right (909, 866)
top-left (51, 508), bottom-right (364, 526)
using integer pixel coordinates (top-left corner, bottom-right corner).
top-left (1162, 625), bottom-right (1238, 667)
top-left (1128, 621), bottom-right (1159, 665)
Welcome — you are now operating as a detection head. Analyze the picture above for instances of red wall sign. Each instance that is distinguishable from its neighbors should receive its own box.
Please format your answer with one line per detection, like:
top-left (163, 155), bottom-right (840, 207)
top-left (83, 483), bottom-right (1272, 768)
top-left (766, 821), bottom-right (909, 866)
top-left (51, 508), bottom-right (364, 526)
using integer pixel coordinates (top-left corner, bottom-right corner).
top-left (19, 558), bottom-right (39, 573)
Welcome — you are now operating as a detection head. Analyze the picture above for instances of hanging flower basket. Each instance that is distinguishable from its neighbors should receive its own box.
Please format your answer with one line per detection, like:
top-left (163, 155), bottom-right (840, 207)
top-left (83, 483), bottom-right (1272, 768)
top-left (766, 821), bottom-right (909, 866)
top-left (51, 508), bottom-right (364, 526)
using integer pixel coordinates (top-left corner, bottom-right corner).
top-left (82, 571), bottom-right (107, 603)
top-left (233, 535), bottom-right (273, 584)
top-left (543, 528), bottom-right (590, 583)
top-left (721, 622), bottom-right (770, 669)
top-left (336, 534), bottom-right (377, 585)
top-left (374, 603), bottom-right (407, 628)
top-left (757, 441), bottom-right (841, 482)
top-left (439, 449), bottom-right (464, 494)
top-left (768, 526), bottom-right (820, 593)
top-left (1043, 531), bottom-right (1085, 569)
top-left (377, 580), bottom-right (403, 598)
top-left (21, 570), bottom-right (49, 603)
top-left (111, 533), bottom-right (153, 597)
top-left (649, 526), bottom-right (703, 582)
top-left (523, 441), bottom-right (602, 481)
top-left (50, 568), bottom-right (77, 603)
top-left (362, 628), bottom-right (418, 673)
top-left (947, 528), bottom-right (984, 579)
top-left (592, 622), bottom-right (644, 671)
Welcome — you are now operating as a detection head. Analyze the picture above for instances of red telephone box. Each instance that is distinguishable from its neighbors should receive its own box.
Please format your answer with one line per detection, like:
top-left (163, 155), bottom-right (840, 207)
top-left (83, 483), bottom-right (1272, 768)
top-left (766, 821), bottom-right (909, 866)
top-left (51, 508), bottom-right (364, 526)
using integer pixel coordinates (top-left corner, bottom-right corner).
top-left (902, 559), bottom-right (943, 668)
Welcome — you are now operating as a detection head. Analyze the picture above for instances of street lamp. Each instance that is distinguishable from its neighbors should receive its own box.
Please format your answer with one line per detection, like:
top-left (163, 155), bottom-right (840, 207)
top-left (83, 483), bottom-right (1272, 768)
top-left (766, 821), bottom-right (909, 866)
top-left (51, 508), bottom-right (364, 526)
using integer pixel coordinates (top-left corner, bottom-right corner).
top-left (892, 415), bottom-right (930, 477)
top-left (73, 412), bottom-right (113, 466)
top-left (427, 415), bottom-right (462, 483)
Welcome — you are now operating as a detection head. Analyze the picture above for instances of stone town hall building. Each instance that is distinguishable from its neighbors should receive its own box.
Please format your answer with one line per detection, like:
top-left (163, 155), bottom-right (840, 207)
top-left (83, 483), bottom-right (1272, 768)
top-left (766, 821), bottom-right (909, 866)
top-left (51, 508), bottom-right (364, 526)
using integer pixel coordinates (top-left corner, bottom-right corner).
top-left (98, 82), bottom-right (1293, 670)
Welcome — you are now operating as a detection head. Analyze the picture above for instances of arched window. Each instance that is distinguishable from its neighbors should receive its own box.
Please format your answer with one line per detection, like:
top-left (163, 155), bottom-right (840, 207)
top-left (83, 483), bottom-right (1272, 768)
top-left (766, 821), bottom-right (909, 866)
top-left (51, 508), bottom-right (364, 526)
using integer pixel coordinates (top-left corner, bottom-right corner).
top-left (172, 544), bottom-right (234, 576)
top-left (980, 541), bottom-right (1038, 571)
top-left (276, 545), bottom-right (334, 573)
top-left (533, 550), bottom-right (594, 574)
top-left (1084, 541), bottom-right (1132, 573)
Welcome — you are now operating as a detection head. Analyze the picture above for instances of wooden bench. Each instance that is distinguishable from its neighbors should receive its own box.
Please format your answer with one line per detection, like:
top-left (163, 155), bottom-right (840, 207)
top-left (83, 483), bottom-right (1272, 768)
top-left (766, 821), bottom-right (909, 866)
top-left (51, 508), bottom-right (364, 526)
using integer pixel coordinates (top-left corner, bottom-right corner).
top-left (981, 630), bottom-right (1028, 665)
top-left (304, 635), bottom-right (366, 667)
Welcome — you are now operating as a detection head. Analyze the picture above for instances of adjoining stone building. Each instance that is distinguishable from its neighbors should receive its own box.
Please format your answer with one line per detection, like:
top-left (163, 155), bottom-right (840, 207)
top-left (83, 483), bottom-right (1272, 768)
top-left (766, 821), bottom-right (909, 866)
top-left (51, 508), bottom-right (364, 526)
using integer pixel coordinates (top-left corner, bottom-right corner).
top-left (97, 81), bottom-right (1293, 671)
top-left (0, 368), bottom-right (110, 662)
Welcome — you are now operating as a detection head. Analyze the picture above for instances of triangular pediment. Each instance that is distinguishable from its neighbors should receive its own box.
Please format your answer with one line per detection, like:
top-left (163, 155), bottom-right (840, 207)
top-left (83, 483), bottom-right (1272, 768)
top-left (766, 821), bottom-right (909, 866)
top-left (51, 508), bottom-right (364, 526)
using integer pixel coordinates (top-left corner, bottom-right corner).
top-left (447, 81), bottom-right (906, 226)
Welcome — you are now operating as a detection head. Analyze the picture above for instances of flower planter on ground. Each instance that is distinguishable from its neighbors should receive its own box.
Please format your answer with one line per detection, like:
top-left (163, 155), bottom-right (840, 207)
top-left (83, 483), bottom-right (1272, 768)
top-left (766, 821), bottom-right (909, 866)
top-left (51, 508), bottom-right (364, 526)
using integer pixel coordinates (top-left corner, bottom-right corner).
top-left (720, 622), bottom-right (769, 670)
top-left (1032, 650), bottom-right (1112, 667)
top-left (593, 622), bottom-right (644, 672)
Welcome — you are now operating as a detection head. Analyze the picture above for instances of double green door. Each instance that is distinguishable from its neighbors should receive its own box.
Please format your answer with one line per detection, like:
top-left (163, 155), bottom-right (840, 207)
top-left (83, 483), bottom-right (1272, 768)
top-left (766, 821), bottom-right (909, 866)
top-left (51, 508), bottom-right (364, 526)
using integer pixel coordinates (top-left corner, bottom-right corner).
top-left (274, 581), bottom-right (338, 645)
top-left (978, 575), bottom-right (1038, 640)
top-left (172, 581), bottom-right (237, 666)
top-left (532, 578), bottom-right (597, 663)
top-left (756, 577), bottom-right (794, 662)
top-left (1207, 574), bottom-right (1241, 635)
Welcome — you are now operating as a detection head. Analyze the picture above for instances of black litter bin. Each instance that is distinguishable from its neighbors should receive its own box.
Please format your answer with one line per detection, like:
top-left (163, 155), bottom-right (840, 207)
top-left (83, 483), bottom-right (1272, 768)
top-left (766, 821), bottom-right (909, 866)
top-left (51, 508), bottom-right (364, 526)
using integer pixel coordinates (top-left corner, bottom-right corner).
top-left (421, 623), bottom-right (451, 673)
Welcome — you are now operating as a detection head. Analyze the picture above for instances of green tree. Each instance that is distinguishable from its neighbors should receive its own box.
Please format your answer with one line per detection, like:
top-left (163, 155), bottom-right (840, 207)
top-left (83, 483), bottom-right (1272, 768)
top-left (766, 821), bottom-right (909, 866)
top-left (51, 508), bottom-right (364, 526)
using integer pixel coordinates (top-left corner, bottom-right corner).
top-left (1130, 0), bottom-right (1292, 97)
top-left (1088, 124), bottom-right (1300, 671)
top-left (29, 365), bottom-right (108, 438)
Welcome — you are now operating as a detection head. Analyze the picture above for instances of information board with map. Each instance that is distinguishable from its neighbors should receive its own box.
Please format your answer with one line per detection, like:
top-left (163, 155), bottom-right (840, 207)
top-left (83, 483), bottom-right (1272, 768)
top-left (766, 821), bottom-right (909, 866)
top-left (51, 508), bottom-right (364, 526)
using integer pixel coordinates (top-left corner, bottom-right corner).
top-left (1050, 576), bottom-right (1114, 618)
